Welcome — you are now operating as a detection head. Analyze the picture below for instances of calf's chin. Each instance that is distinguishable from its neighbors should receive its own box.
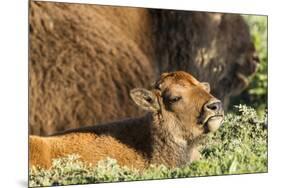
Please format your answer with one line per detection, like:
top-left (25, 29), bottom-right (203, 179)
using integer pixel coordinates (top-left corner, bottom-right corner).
top-left (205, 116), bottom-right (224, 133)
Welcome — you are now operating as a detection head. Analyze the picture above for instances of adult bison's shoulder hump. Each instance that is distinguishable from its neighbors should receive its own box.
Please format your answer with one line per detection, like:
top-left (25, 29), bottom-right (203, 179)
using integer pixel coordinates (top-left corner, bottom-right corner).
top-left (29, 2), bottom-right (155, 135)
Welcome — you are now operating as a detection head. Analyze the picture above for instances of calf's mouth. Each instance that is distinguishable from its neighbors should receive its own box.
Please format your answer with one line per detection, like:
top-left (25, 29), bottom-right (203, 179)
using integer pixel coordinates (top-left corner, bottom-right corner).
top-left (203, 114), bottom-right (224, 133)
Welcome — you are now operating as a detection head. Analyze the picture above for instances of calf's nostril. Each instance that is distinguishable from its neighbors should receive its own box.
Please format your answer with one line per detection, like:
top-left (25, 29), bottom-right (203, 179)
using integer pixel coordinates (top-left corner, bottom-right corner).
top-left (206, 101), bottom-right (222, 112)
top-left (207, 104), bottom-right (218, 111)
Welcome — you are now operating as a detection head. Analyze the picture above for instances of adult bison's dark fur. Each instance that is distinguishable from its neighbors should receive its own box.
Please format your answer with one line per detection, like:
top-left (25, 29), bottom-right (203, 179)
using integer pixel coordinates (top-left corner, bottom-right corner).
top-left (29, 1), bottom-right (259, 135)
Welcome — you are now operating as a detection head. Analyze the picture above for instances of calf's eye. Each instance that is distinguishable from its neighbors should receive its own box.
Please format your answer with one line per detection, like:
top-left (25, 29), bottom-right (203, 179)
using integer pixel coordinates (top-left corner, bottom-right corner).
top-left (169, 96), bottom-right (182, 103)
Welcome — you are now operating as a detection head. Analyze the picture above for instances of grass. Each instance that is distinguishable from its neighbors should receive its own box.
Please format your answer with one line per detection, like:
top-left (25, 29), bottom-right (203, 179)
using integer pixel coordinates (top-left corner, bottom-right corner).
top-left (29, 105), bottom-right (268, 187)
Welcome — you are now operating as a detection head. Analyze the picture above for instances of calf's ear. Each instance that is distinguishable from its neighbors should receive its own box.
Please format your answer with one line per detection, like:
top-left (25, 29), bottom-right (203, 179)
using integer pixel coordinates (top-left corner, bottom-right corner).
top-left (201, 82), bottom-right (210, 92)
top-left (130, 88), bottom-right (160, 112)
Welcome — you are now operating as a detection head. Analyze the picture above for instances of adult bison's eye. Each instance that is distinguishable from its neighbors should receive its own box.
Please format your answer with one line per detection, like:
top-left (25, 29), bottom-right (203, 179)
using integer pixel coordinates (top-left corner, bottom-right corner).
top-left (168, 96), bottom-right (182, 103)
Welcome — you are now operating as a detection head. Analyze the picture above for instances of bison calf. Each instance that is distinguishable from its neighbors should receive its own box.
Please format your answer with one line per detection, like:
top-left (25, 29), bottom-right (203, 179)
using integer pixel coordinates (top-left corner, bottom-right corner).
top-left (29, 71), bottom-right (224, 169)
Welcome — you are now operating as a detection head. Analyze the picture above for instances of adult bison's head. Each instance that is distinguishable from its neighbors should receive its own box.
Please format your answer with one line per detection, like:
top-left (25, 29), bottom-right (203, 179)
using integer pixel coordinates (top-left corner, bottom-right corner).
top-left (130, 71), bottom-right (224, 140)
top-left (151, 11), bottom-right (259, 108)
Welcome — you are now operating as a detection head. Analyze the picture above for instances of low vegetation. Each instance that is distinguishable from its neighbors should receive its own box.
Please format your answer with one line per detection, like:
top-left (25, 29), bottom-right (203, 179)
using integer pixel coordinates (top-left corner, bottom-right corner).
top-left (29, 105), bottom-right (267, 187)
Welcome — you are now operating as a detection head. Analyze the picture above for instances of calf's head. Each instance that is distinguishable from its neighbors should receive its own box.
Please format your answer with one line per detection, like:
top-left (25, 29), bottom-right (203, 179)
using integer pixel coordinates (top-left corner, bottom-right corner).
top-left (130, 71), bottom-right (224, 140)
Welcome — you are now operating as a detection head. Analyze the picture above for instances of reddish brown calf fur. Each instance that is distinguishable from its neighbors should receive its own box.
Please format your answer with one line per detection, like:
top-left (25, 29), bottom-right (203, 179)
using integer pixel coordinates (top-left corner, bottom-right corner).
top-left (29, 71), bottom-right (224, 169)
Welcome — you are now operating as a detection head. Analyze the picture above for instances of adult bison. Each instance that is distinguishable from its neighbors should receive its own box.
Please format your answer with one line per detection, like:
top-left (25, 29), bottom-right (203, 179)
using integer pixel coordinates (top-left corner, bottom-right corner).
top-left (29, 1), bottom-right (258, 135)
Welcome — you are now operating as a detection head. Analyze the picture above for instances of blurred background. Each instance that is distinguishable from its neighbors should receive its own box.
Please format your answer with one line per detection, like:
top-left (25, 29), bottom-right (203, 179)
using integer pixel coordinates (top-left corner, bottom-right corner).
top-left (231, 15), bottom-right (267, 116)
